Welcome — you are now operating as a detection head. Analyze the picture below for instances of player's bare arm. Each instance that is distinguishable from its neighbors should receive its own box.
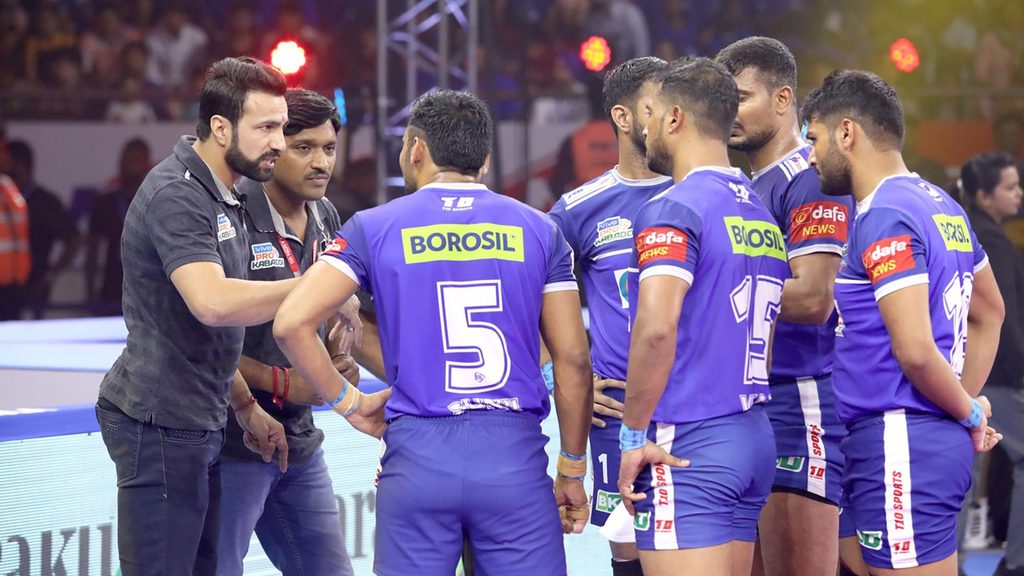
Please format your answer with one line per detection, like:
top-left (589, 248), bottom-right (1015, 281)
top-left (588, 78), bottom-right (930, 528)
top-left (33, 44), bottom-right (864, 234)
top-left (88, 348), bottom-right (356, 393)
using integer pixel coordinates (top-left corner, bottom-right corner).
top-left (878, 284), bottom-right (1002, 452)
top-left (618, 274), bottom-right (691, 514)
top-left (960, 265), bottom-right (1005, 396)
top-left (171, 261), bottom-right (298, 327)
top-left (779, 252), bottom-right (841, 324)
top-left (274, 260), bottom-right (390, 438)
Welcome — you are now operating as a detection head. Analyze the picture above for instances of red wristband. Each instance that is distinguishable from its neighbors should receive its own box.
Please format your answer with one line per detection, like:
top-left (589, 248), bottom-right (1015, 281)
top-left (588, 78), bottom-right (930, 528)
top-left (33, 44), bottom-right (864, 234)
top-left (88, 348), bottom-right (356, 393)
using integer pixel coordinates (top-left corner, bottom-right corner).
top-left (271, 366), bottom-right (284, 409)
top-left (235, 395), bottom-right (257, 412)
top-left (281, 367), bottom-right (290, 404)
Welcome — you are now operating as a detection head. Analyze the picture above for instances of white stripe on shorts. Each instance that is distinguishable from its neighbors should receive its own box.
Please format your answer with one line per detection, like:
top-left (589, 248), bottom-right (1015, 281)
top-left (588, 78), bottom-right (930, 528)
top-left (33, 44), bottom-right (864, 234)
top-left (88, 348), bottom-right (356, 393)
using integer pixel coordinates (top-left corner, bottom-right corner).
top-left (883, 409), bottom-right (918, 568)
top-left (652, 423), bottom-right (679, 549)
top-left (797, 377), bottom-right (828, 498)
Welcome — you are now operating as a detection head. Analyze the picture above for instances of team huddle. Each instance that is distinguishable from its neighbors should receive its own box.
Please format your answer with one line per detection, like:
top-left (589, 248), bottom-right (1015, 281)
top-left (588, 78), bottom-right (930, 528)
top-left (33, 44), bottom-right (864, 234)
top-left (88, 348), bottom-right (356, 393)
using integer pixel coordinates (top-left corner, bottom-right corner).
top-left (274, 38), bottom-right (1006, 576)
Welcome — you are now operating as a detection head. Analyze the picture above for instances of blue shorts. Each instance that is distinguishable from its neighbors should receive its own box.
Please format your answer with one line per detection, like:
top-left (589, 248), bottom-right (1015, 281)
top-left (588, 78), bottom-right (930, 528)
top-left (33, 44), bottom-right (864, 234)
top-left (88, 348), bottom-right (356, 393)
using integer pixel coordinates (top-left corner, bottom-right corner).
top-left (839, 488), bottom-right (857, 539)
top-left (590, 387), bottom-right (625, 527)
top-left (374, 412), bottom-right (566, 576)
top-left (765, 375), bottom-right (846, 505)
top-left (633, 406), bottom-right (776, 550)
top-left (841, 410), bottom-right (973, 569)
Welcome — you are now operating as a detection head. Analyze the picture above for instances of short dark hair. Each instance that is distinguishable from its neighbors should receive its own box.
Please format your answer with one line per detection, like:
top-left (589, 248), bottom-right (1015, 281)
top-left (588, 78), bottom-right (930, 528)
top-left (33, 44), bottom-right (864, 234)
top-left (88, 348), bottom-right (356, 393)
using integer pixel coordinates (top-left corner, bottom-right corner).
top-left (6, 140), bottom-right (32, 170)
top-left (408, 90), bottom-right (492, 174)
top-left (196, 57), bottom-right (287, 140)
top-left (716, 36), bottom-right (797, 93)
top-left (655, 57), bottom-right (738, 143)
top-left (961, 151), bottom-right (1017, 205)
top-left (602, 56), bottom-right (668, 135)
top-left (283, 89), bottom-right (341, 136)
top-left (801, 69), bottom-right (904, 149)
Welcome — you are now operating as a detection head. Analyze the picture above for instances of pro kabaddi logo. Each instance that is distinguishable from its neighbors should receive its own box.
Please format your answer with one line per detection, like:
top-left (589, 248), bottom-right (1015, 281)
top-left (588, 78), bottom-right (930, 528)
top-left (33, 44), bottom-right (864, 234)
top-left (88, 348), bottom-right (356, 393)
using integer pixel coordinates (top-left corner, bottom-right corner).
top-left (250, 242), bottom-right (285, 270)
top-left (861, 235), bottom-right (913, 284)
top-left (635, 226), bottom-right (687, 267)
top-left (594, 216), bottom-right (633, 247)
top-left (789, 201), bottom-right (848, 243)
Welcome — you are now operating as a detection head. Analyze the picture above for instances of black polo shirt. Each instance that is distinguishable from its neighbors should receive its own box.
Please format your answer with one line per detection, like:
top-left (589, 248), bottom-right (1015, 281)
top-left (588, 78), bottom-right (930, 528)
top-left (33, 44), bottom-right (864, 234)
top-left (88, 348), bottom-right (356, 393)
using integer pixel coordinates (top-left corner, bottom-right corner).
top-left (220, 177), bottom-right (341, 464)
top-left (99, 136), bottom-right (251, 431)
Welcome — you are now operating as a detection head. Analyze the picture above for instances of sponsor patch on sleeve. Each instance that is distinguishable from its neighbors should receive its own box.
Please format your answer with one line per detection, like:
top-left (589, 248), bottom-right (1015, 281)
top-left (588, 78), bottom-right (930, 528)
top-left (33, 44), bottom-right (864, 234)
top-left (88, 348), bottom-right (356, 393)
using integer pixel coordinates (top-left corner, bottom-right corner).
top-left (788, 201), bottom-right (848, 243)
top-left (861, 234), bottom-right (913, 284)
top-left (635, 226), bottom-right (687, 267)
top-left (322, 236), bottom-right (349, 257)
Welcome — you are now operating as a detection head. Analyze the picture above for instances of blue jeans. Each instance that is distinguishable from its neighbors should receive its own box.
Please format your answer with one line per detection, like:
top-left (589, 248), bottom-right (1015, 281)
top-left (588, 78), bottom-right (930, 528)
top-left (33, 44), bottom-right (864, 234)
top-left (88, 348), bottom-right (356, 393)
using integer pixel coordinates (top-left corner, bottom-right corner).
top-left (95, 399), bottom-right (224, 576)
top-left (217, 447), bottom-right (353, 576)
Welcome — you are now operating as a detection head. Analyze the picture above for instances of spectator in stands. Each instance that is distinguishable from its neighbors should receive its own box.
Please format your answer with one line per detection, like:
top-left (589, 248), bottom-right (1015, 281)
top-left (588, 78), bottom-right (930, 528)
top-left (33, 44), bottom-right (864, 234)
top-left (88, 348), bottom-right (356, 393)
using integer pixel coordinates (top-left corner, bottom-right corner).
top-left (37, 51), bottom-right (90, 119)
top-left (105, 77), bottom-right (158, 123)
top-left (583, 0), bottom-right (651, 65)
top-left (87, 137), bottom-right (152, 315)
top-left (0, 132), bottom-right (30, 321)
top-left (145, 4), bottom-right (208, 91)
top-left (548, 78), bottom-right (618, 198)
top-left (0, 0), bottom-right (29, 89)
top-left (24, 3), bottom-right (77, 85)
top-left (975, 0), bottom-right (1024, 120)
top-left (80, 5), bottom-right (141, 88)
top-left (260, 2), bottom-right (330, 68)
top-left (6, 140), bottom-right (78, 318)
top-left (211, 3), bottom-right (259, 62)
top-left (994, 112), bottom-right (1024, 167)
top-left (961, 151), bottom-right (1024, 576)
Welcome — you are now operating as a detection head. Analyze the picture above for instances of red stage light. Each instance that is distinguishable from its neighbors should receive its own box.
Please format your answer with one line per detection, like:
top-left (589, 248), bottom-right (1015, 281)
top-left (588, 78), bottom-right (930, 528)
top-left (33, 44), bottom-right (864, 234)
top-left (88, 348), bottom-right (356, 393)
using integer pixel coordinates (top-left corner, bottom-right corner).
top-left (580, 36), bottom-right (612, 73)
top-left (271, 40), bottom-right (307, 75)
top-left (889, 38), bottom-right (920, 74)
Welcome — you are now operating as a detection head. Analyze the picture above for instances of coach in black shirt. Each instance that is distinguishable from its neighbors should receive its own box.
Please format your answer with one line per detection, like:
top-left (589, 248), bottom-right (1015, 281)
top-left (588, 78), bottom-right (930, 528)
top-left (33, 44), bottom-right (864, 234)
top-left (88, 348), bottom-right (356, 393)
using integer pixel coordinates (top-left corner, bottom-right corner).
top-left (95, 57), bottom-right (297, 576)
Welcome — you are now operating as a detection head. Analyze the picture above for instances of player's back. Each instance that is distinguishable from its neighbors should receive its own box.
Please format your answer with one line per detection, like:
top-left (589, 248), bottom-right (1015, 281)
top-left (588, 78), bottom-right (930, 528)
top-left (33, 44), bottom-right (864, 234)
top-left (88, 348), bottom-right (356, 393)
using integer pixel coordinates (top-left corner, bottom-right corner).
top-left (834, 174), bottom-right (987, 422)
top-left (751, 146), bottom-right (851, 379)
top-left (549, 169), bottom-right (672, 381)
top-left (330, 183), bottom-right (574, 421)
top-left (628, 167), bottom-right (789, 424)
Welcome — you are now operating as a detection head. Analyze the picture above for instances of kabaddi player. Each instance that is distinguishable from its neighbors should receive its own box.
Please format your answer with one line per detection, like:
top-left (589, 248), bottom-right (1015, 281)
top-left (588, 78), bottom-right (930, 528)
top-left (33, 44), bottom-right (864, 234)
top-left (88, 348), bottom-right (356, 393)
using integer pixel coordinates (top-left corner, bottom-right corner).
top-left (803, 69), bottom-right (1005, 575)
top-left (716, 37), bottom-right (852, 576)
top-left (273, 90), bottom-right (594, 575)
top-left (617, 57), bottom-right (788, 576)
top-left (547, 55), bottom-right (672, 576)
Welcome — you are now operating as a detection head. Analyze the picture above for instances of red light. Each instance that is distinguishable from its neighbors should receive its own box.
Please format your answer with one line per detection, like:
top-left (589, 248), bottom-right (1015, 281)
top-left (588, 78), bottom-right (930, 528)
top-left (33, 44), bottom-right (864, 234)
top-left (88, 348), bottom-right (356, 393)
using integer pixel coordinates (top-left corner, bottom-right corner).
top-left (889, 38), bottom-right (920, 74)
top-left (271, 40), bottom-right (307, 75)
top-left (580, 36), bottom-right (612, 73)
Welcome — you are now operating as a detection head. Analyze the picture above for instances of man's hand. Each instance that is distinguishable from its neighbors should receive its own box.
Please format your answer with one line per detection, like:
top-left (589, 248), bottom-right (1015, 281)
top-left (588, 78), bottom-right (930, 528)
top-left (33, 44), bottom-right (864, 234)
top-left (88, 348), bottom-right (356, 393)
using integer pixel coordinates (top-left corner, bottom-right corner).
top-left (970, 395), bottom-right (1004, 453)
top-left (333, 353), bottom-right (361, 387)
top-left (554, 475), bottom-right (589, 534)
top-left (618, 443), bottom-right (689, 515)
top-left (329, 295), bottom-right (363, 354)
top-left (344, 388), bottom-right (392, 438)
top-left (592, 374), bottom-right (625, 428)
top-left (236, 403), bottom-right (289, 472)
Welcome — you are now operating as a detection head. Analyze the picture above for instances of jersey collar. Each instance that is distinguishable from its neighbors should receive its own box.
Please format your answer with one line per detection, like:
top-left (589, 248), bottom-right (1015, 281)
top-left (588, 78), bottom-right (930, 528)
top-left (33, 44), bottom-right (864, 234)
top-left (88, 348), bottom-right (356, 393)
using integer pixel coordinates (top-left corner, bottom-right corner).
top-left (857, 172), bottom-right (918, 213)
top-left (750, 143), bottom-right (810, 181)
top-left (610, 166), bottom-right (672, 186)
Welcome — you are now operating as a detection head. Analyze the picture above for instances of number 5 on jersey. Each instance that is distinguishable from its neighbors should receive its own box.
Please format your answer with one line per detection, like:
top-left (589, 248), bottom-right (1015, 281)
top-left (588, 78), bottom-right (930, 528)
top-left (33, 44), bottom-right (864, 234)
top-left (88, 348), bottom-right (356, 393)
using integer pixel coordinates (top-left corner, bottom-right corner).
top-left (437, 280), bottom-right (511, 394)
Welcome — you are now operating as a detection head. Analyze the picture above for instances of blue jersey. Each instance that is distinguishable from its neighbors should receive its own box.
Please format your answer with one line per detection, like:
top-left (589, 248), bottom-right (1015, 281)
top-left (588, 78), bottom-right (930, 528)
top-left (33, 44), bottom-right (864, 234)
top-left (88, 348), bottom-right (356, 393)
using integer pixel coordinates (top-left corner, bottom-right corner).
top-left (627, 167), bottom-right (790, 424)
top-left (833, 174), bottom-right (988, 422)
top-left (548, 168), bottom-right (673, 380)
top-left (751, 146), bottom-right (852, 379)
top-left (321, 183), bottom-right (577, 421)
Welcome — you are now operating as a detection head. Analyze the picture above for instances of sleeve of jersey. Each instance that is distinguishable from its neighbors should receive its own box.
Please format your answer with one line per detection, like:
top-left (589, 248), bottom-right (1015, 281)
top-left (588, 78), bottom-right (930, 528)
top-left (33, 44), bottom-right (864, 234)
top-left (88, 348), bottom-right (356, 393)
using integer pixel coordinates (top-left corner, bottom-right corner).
top-left (547, 198), bottom-right (578, 253)
top-left (319, 215), bottom-right (371, 290)
top-left (544, 217), bottom-right (578, 293)
top-left (782, 170), bottom-right (850, 258)
top-left (633, 199), bottom-right (700, 286)
top-left (857, 208), bottom-right (928, 301)
top-left (970, 226), bottom-right (990, 273)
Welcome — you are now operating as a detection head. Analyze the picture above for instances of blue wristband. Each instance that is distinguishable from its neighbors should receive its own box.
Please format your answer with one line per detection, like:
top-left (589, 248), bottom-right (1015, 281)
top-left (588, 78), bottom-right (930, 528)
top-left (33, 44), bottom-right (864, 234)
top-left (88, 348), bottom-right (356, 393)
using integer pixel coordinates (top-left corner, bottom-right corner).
top-left (619, 424), bottom-right (648, 452)
top-left (959, 398), bottom-right (984, 429)
top-left (559, 450), bottom-right (586, 461)
top-left (326, 381), bottom-right (349, 408)
top-left (341, 390), bottom-right (363, 417)
top-left (541, 361), bottom-right (555, 395)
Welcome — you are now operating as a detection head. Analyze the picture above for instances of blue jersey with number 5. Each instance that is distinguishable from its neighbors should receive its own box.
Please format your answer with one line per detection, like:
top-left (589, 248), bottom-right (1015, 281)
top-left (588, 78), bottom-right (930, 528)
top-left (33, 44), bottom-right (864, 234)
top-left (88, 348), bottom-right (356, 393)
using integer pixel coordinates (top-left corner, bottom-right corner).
top-left (627, 167), bottom-right (790, 424)
top-left (320, 183), bottom-right (577, 421)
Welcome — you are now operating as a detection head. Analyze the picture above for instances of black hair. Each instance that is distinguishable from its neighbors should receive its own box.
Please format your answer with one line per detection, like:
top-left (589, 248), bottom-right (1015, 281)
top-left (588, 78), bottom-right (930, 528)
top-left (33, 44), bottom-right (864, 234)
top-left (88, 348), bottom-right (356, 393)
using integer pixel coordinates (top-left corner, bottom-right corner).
top-left (655, 57), bottom-right (738, 143)
top-left (196, 57), bottom-right (287, 140)
top-left (801, 69), bottom-right (904, 149)
top-left (408, 90), bottom-right (492, 174)
top-left (716, 36), bottom-right (797, 93)
top-left (6, 140), bottom-right (32, 170)
top-left (961, 151), bottom-right (1017, 206)
top-left (283, 88), bottom-right (341, 136)
top-left (602, 56), bottom-right (668, 135)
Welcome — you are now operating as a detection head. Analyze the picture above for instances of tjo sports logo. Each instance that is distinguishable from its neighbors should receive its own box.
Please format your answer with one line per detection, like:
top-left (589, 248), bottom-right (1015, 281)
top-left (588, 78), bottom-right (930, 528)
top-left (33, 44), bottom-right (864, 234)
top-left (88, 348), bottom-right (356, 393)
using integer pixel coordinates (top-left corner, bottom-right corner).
top-left (401, 223), bottom-right (524, 264)
top-left (594, 216), bottom-right (633, 247)
top-left (635, 227), bottom-right (687, 267)
top-left (250, 242), bottom-right (286, 271)
top-left (789, 201), bottom-right (848, 243)
top-left (861, 235), bottom-right (913, 284)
